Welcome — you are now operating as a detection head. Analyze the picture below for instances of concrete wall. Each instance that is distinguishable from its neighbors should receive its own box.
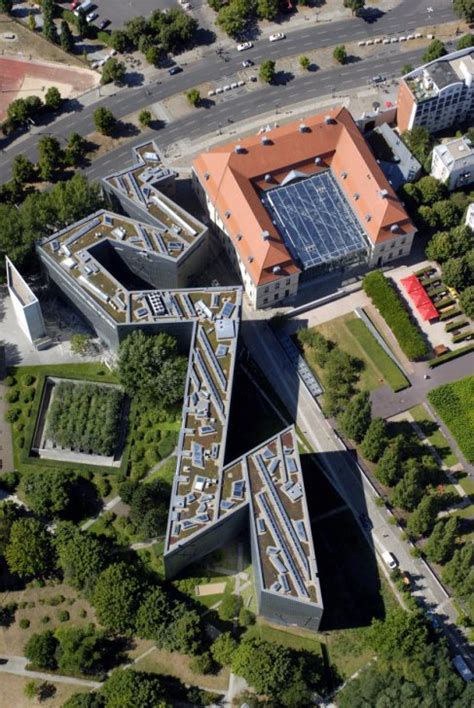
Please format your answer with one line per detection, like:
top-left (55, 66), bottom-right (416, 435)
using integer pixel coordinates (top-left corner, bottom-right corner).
top-left (163, 505), bottom-right (249, 578)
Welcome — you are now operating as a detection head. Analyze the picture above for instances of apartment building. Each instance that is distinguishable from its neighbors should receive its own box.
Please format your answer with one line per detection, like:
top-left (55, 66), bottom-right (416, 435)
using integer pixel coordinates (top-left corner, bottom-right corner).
top-left (431, 136), bottom-right (474, 190)
top-left (397, 48), bottom-right (474, 134)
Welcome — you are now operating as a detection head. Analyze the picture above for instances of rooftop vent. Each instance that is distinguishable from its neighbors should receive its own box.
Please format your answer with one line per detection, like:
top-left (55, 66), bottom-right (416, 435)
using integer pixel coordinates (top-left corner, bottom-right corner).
top-left (380, 189), bottom-right (389, 198)
top-left (315, 156), bottom-right (322, 165)
top-left (264, 174), bottom-right (272, 183)
top-left (353, 192), bottom-right (360, 200)
top-left (224, 209), bottom-right (231, 218)
top-left (390, 223), bottom-right (400, 233)
top-left (324, 115), bottom-right (335, 125)
top-left (261, 230), bottom-right (270, 241)
top-left (236, 233), bottom-right (243, 241)
top-left (365, 214), bottom-right (372, 222)
top-left (204, 172), bottom-right (210, 181)
top-left (299, 123), bottom-right (308, 133)
top-left (273, 265), bottom-right (281, 274)
top-left (234, 144), bottom-right (244, 153)
top-left (248, 256), bottom-right (254, 263)
top-left (261, 135), bottom-right (272, 145)
top-left (341, 171), bottom-right (348, 179)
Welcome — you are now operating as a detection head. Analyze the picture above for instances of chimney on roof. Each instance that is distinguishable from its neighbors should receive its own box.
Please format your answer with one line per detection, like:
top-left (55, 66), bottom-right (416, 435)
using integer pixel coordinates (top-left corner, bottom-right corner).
top-left (273, 265), bottom-right (281, 274)
top-left (261, 135), bottom-right (271, 145)
top-left (390, 224), bottom-right (400, 233)
top-left (353, 193), bottom-right (360, 200)
top-left (299, 123), bottom-right (308, 133)
top-left (341, 171), bottom-right (348, 179)
top-left (236, 233), bottom-right (242, 241)
top-left (315, 157), bottom-right (322, 165)
top-left (204, 172), bottom-right (210, 181)
top-left (234, 144), bottom-right (244, 153)
top-left (264, 174), bottom-right (272, 183)
top-left (261, 230), bottom-right (270, 241)
top-left (324, 115), bottom-right (335, 125)
top-left (365, 214), bottom-right (372, 222)
top-left (380, 189), bottom-right (389, 199)
top-left (248, 256), bottom-right (254, 263)
top-left (224, 210), bottom-right (231, 219)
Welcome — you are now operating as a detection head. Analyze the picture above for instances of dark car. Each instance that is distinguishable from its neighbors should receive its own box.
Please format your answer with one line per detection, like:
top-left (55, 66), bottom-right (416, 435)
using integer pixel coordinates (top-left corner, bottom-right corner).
top-left (99, 18), bottom-right (110, 30)
top-left (359, 513), bottom-right (373, 531)
top-left (168, 66), bottom-right (183, 76)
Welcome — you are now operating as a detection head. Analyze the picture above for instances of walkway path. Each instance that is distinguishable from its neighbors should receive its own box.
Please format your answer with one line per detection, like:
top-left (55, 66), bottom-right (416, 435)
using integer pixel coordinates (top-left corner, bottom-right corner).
top-left (0, 655), bottom-right (101, 688)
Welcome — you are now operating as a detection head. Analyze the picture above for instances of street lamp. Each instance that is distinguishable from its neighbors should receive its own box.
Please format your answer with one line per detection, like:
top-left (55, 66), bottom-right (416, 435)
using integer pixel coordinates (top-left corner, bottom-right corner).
top-left (275, 101), bottom-right (280, 115)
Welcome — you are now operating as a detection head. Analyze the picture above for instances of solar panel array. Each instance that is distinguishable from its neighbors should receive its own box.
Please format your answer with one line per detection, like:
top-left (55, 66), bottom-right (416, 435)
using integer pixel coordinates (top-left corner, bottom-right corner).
top-left (264, 170), bottom-right (369, 269)
top-left (198, 327), bottom-right (227, 392)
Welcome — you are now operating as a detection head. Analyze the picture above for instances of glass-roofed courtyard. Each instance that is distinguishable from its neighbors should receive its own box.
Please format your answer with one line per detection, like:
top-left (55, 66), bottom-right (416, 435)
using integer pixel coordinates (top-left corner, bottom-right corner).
top-left (263, 170), bottom-right (371, 270)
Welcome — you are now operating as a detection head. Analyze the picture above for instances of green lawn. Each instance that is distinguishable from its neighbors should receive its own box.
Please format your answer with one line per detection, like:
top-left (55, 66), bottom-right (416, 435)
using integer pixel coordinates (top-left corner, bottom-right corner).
top-left (304, 313), bottom-right (408, 392)
top-left (409, 404), bottom-right (459, 468)
top-left (144, 456), bottom-right (177, 486)
top-left (428, 376), bottom-right (474, 464)
top-left (345, 317), bottom-right (410, 392)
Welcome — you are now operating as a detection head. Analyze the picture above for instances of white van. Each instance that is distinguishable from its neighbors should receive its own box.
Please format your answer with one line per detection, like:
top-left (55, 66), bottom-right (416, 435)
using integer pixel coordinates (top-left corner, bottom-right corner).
top-left (382, 551), bottom-right (398, 569)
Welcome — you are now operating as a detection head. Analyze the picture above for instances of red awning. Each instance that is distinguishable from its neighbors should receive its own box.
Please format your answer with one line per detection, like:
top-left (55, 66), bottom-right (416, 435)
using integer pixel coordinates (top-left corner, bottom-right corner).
top-left (400, 275), bottom-right (423, 294)
top-left (401, 274), bottom-right (438, 322)
top-left (418, 301), bottom-right (439, 321)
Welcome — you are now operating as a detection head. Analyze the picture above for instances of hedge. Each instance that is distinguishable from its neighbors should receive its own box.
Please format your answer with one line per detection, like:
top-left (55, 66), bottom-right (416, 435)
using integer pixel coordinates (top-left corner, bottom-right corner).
top-left (439, 308), bottom-right (461, 321)
top-left (452, 330), bottom-right (472, 344)
top-left (362, 271), bottom-right (429, 361)
top-left (428, 343), bottom-right (474, 368)
top-left (445, 319), bottom-right (469, 333)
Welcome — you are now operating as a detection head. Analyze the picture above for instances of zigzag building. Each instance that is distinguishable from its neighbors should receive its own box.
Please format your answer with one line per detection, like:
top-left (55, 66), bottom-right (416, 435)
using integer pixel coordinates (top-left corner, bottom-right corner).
top-left (37, 143), bottom-right (324, 631)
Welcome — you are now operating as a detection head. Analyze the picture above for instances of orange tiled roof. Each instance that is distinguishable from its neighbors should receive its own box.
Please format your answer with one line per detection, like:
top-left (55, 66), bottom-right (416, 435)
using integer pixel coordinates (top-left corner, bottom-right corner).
top-left (193, 106), bottom-right (415, 286)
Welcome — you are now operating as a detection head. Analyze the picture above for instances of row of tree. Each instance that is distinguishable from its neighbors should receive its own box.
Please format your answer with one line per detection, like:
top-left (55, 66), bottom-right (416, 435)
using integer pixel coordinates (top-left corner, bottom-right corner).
top-left (3, 87), bottom-right (62, 135)
top-left (46, 382), bottom-right (123, 457)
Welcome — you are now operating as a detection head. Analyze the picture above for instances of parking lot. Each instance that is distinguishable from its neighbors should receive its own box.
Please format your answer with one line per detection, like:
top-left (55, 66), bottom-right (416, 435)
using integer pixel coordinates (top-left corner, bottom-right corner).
top-left (62, 0), bottom-right (179, 29)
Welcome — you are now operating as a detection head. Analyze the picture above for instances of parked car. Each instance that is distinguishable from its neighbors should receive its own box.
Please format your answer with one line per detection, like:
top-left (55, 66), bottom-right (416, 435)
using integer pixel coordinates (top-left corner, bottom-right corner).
top-left (242, 60), bottom-right (254, 68)
top-left (452, 655), bottom-right (474, 682)
top-left (382, 550), bottom-right (398, 569)
top-left (168, 66), bottom-right (183, 75)
top-left (269, 33), bottom-right (285, 42)
top-left (98, 18), bottom-right (110, 30)
top-left (371, 75), bottom-right (385, 84)
top-left (71, 0), bottom-right (80, 9)
top-left (237, 42), bottom-right (253, 51)
top-left (359, 513), bottom-right (373, 531)
top-left (86, 11), bottom-right (98, 23)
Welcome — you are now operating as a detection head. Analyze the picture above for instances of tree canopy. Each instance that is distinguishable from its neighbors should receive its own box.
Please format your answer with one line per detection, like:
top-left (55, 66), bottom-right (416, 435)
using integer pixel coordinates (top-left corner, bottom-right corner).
top-left (20, 469), bottom-right (74, 518)
top-left (360, 417), bottom-right (388, 462)
top-left (55, 522), bottom-right (109, 595)
top-left (93, 563), bottom-right (146, 634)
top-left (25, 631), bottom-right (59, 670)
top-left (422, 39), bottom-right (447, 63)
top-left (5, 518), bottom-right (55, 578)
top-left (425, 516), bottom-right (458, 565)
top-left (453, 0), bottom-right (474, 23)
top-left (338, 391), bottom-right (371, 442)
top-left (118, 330), bottom-right (187, 407)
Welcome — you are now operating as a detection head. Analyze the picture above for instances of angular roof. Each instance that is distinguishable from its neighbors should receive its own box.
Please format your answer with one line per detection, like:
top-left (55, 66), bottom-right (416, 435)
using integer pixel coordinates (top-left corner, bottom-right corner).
top-left (194, 107), bottom-right (415, 286)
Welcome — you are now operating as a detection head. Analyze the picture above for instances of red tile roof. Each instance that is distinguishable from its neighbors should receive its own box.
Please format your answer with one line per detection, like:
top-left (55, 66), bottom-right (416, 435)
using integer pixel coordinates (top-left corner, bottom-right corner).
top-left (193, 107), bottom-right (416, 286)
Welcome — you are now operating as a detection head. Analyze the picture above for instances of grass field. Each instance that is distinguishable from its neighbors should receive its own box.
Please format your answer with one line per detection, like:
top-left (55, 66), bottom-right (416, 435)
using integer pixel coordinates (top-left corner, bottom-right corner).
top-left (428, 376), bottom-right (474, 463)
top-left (303, 313), bottom-right (408, 392)
top-left (410, 404), bottom-right (459, 468)
top-left (345, 318), bottom-right (410, 392)
top-left (131, 646), bottom-right (229, 692)
top-left (0, 673), bottom-right (89, 708)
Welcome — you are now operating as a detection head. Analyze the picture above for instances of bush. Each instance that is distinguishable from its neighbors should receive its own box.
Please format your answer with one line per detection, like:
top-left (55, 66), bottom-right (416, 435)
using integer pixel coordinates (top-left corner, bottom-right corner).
top-left (22, 374), bottom-right (35, 386)
top-left (20, 618), bottom-right (31, 629)
top-left (21, 388), bottom-right (35, 404)
top-left (57, 610), bottom-right (70, 622)
top-left (4, 375), bottom-right (16, 387)
top-left (6, 389), bottom-right (19, 403)
top-left (238, 607), bottom-right (255, 626)
top-left (5, 407), bottom-right (21, 423)
top-left (190, 652), bottom-right (213, 675)
top-left (218, 593), bottom-right (242, 621)
top-left (362, 271), bottom-right (428, 360)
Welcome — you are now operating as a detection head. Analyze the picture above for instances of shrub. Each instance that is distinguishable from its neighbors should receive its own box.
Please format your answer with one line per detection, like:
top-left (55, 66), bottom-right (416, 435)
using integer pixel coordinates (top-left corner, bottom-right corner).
top-left (190, 652), bottom-right (213, 675)
top-left (57, 610), bottom-right (70, 622)
top-left (21, 388), bottom-right (35, 404)
top-left (362, 271), bottom-right (428, 360)
top-left (238, 607), bottom-right (255, 626)
top-left (41, 616), bottom-right (50, 624)
top-left (4, 375), bottom-right (16, 387)
top-left (5, 407), bottom-right (21, 423)
top-left (20, 618), bottom-right (31, 629)
top-left (6, 389), bottom-right (19, 403)
top-left (22, 374), bottom-right (35, 387)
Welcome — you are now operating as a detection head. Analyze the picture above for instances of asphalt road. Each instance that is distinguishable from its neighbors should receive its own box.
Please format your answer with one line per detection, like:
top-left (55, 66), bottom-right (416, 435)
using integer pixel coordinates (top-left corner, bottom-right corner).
top-left (0, 0), bottom-right (456, 180)
top-left (241, 306), bottom-right (473, 668)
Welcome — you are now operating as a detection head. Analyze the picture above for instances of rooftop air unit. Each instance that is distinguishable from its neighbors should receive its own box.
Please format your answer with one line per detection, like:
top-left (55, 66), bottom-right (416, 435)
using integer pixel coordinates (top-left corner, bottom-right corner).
top-left (380, 189), bottom-right (389, 198)
top-left (390, 223), bottom-right (400, 233)
top-left (264, 174), bottom-right (272, 183)
top-left (315, 157), bottom-right (322, 165)
top-left (261, 135), bottom-right (271, 145)
top-left (299, 123), bottom-right (308, 133)
top-left (273, 265), bottom-right (281, 274)
top-left (261, 230), bottom-right (270, 241)
top-left (324, 115), bottom-right (334, 124)
top-left (234, 144), bottom-right (244, 153)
